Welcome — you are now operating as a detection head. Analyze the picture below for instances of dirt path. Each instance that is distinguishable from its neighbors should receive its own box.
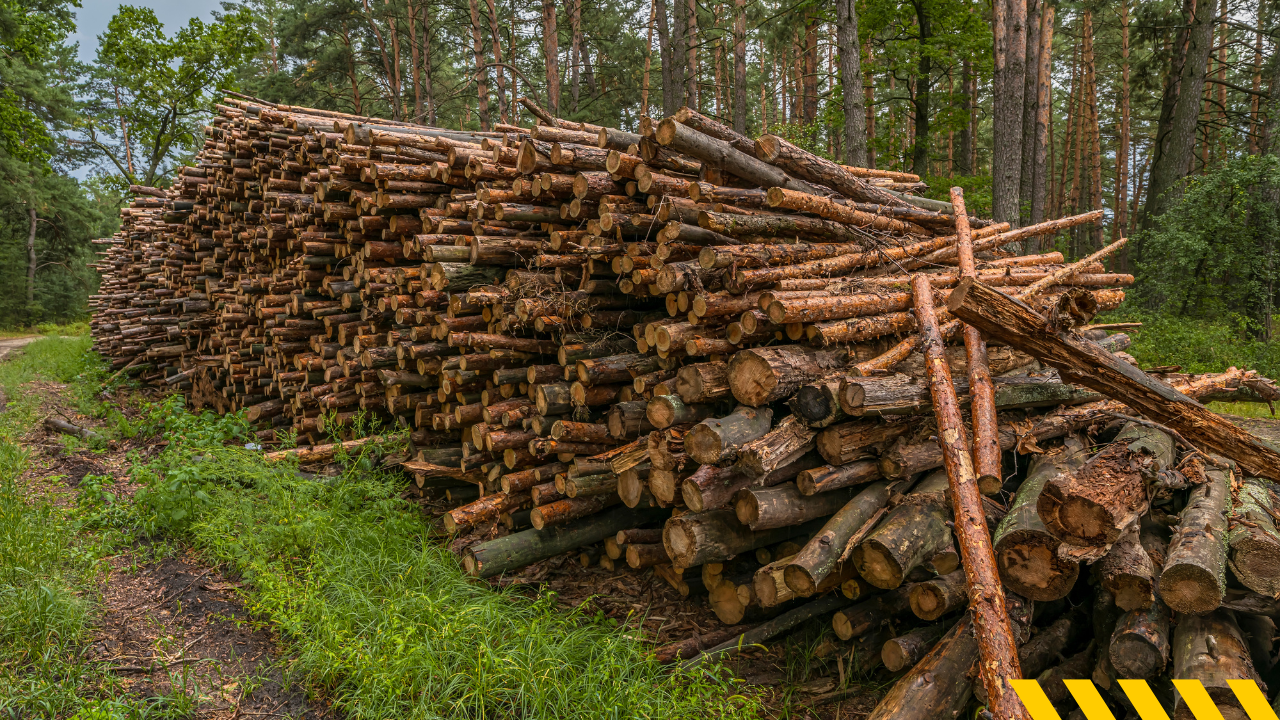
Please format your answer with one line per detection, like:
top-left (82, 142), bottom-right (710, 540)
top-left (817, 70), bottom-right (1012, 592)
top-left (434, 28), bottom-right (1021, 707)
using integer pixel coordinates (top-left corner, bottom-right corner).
top-left (0, 335), bottom-right (41, 361)
top-left (7, 348), bottom-right (329, 718)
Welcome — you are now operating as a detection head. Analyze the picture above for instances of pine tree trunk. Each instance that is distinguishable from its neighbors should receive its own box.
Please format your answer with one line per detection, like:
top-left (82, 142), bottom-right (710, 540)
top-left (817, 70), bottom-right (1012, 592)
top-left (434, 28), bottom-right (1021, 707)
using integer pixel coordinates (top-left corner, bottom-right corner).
top-left (656, 0), bottom-right (676, 116)
top-left (642, 0), bottom-right (655, 114)
top-left (837, 0), bottom-right (867, 166)
top-left (484, 0), bottom-right (507, 123)
top-left (1083, 10), bottom-right (1103, 251)
top-left (803, 15), bottom-right (818, 123)
top-left (1019, 0), bottom-right (1040, 223)
top-left (540, 0), bottom-right (560, 114)
top-left (957, 59), bottom-right (972, 175)
top-left (733, 0), bottom-right (746, 133)
top-left (571, 0), bottom-right (582, 112)
top-left (685, 0), bottom-right (699, 108)
top-left (1030, 5), bottom-right (1053, 225)
top-left (469, 0), bottom-right (492, 130)
top-left (992, 0), bottom-right (1027, 230)
top-left (910, 0), bottom-right (931, 177)
top-left (1115, 0), bottom-right (1130, 250)
top-left (25, 207), bottom-right (36, 309)
top-left (1140, 0), bottom-right (1218, 228)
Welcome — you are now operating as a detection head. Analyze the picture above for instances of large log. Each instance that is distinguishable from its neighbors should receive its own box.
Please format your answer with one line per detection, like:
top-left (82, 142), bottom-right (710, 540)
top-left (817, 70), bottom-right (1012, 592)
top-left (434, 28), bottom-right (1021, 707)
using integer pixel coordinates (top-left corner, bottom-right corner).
top-left (754, 135), bottom-right (919, 209)
top-left (992, 439), bottom-right (1087, 601)
top-left (684, 406), bottom-right (773, 465)
top-left (782, 480), bottom-right (898, 594)
top-left (1096, 522), bottom-right (1165, 611)
top-left (912, 273), bottom-right (1026, 720)
top-left (1160, 462), bottom-right (1231, 615)
top-left (653, 118), bottom-right (828, 196)
top-left (1109, 601), bottom-right (1171, 679)
top-left (1227, 476), bottom-right (1280, 597)
top-left (853, 469), bottom-right (952, 589)
top-left (727, 345), bottom-right (848, 407)
top-left (735, 482), bottom-right (861, 530)
top-left (1037, 421), bottom-right (1174, 547)
top-left (861, 614), bottom-right (977, 720)
top-left (1171, 610), bottom-right (1263, 720)
top-left (947, 278), bottom-right (1280, 480)
top-left (662, 507), bottom-right (825, 569)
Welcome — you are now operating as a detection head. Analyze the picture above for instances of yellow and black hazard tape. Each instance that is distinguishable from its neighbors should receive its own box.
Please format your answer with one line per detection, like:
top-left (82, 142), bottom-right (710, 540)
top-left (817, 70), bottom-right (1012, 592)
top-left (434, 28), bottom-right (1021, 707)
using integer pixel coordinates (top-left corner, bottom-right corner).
top-left (1011, 678), bottom-right (1276, 720)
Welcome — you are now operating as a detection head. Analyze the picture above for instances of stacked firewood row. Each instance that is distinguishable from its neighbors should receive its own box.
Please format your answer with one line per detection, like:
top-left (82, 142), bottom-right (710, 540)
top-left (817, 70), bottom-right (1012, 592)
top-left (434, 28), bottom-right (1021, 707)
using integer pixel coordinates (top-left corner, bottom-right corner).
top-left (88, 95), bottom-right (1280, 718)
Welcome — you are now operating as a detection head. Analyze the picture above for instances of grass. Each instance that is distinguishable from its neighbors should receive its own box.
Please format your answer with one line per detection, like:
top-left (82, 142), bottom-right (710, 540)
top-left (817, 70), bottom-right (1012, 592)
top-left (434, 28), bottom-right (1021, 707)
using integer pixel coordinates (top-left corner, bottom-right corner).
top-left (0, 335), bottom-right (193, 718)
top-left (125, 398), bottom-right (763, 719)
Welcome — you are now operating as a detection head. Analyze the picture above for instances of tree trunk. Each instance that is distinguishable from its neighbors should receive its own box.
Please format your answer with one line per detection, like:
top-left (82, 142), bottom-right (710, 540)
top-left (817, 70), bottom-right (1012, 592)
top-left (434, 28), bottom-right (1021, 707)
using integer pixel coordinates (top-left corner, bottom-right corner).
top-left (733, 0), bottom-right (746, 133)
top-left (957, 58), bottom-right (973, 175)
top-left (468, 0), bottom-right (492, 130)
top-left (1115, 0), bottom-right (1130, 246)
top-left (993, 439), bottom-right (1087, 601)
top-left (685, 0), bottom-right (698, 108)
top-left (913, 273), bottom-right (1028, 720)
top-left (1171, 611), bottom-right (1261, 720)
top-left (656, 0), bottom-right (677, 116)
top-left (1037, 421), bottom-right (1175, 547)
top-left (464, 506), bottom-right (666, 577)
top-left (26, 207), bottom-right (36, 309)
top-left (1030, 5), bottom-right (1053, 225)
top-left (663, 507), bottom-right (825, 569)
top-left (685, 406), bottom-right (773, 465)
top-left (736, 482), bottom-right (861, 530)
top-left (910, 0), bottom-right (931, 177)
top-left (784, 480), bottom-right (895, 594)
top-left (484, 0), bottom-right (507, 123)
top-left (1228, 477), bottom-right (1280, 596)
top-left (541, 0), bottom-right (560, 116)
top-left (862, 613), bottom-right (977, 720)
top-left (1109, 601), bottom-right (1171, 679)
top-left (853, 469), bottom-right (953, 589)
top-left (1097, 522), bottom-right (1164, 611)
top-left (837, 0), bottom-right (867, 166)
top-left (570, 0), bottom-right (581, 112)
top-left (1140, 0), bottom-right (1217, 228)
top-left (992, 0), bottom-right (1027, 229)
top-left (1019, 0), bottom-right (1040, 223)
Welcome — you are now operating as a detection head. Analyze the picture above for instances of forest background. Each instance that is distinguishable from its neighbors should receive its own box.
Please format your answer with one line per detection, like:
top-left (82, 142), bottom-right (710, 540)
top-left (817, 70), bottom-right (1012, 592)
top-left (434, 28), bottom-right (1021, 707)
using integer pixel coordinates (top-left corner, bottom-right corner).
top-left (3, 0), bottom-right (1278, 373)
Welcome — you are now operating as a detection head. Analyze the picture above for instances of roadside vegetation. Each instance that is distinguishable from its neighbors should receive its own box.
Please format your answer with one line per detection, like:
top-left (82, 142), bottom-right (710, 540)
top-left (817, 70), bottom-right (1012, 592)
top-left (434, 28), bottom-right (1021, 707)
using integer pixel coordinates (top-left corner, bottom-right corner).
top-left (0, 334), bottom-right (763, 719)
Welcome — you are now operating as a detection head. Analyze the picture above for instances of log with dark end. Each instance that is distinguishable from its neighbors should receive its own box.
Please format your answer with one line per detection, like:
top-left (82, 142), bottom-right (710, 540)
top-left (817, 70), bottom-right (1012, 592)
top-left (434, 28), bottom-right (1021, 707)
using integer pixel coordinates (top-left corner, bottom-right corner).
top-left (1171, 610), bottom-right (1262, 720)
top-left (1160, 463), bottom-right (1231, 615)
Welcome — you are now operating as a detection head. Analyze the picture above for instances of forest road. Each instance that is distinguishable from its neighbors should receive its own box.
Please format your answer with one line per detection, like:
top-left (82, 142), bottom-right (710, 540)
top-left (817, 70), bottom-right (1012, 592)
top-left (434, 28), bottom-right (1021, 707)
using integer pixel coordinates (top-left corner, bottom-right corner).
top-left (0, 335), bottom-right (43, 361)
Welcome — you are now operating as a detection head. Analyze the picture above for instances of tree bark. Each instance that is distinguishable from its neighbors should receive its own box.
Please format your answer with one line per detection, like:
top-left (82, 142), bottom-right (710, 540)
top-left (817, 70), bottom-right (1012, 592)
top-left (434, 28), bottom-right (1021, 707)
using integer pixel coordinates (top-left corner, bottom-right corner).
top-left (1030, 5), bottom-right (1053, 225)
top-left (949, 280), bottom-right (1280, 480)
top-left (468, 0), bottom-right (492, 130)
top-left (26, 207), bottom-right (36, 309)
top-left (913, 273), bottom-right (1027, 720)
top-left (541, 0), bottom-right (560, 116)
top-left (1228, 476), bottom-right (1280, 596)
top-left (655, 0), bottom-right (677, 116)
top-left (837, 0), bottom-right (867, 166)
top-left (1097, 522), bottom-right (1164, 611)
top-left (755, 135), bottom-right (922, 208)
top-left (732, 0), bottom-right (746, 134)
top-left (685, 406), bottom-right (773, 465)
top-left (952, 188), bottom-right (1000, 490)
top-left (1037, 421), bottom-right (1174, 547)
top-left (1019, 0), bottom-right (1040, 223)
top-left (993, 439), bottom-right (1087, 601)
top-left (464, 506), bottom-right (666, 577)
top-left (662, 507), bottom-right (825, 568)
top-left (727, 345), bottom-right (849, 407)
top-left (655, 120), bottom-right (827, 196)
top-left (1171, 610), bottom-right (1262, 720)
top-left (1109, 601), bottom-right (1171, 679)
top-left (910, 0), bottom-right (932, 177)
top-left (853, 469), bottom-right (953, 589)
top-left (908, 568), bottom-right (968, 621)
top-left (1140, 0), bottom-right (1218, 228)
top-left (1160, 463), bottom-right (1230, 615)
top-left (783, 480), bottom-right (896, 594)
top-left (992, 0), bottom-right (1027, 229)
top-left (736, 481), bottom-right (861, 530)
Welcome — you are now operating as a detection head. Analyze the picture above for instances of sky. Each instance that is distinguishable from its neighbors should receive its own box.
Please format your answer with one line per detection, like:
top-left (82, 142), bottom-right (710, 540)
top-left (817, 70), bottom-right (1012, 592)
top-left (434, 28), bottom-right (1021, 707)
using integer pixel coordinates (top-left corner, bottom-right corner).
top-left (69, 0), bottom-right (226, 62)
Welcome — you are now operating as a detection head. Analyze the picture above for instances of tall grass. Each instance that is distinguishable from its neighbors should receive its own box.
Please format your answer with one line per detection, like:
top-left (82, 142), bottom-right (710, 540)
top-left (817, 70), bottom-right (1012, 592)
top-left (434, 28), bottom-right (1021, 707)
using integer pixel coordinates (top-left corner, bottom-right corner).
top-left (129, 401), bottom-right (761, 720)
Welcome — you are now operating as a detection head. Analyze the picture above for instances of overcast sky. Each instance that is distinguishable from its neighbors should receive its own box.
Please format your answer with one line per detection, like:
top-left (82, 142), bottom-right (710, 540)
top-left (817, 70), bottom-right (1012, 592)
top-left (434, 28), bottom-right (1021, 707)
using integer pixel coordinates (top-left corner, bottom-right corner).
top-left (70, 1), bottom-right (226, 62)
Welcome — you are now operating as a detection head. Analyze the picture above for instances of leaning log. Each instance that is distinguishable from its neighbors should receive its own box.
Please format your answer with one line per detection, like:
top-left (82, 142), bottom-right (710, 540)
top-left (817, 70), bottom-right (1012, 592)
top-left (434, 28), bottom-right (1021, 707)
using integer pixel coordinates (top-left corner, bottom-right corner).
top-left (912, 273), bottom-right (1026, 720)
top-left (947, 278), bottom-right (1280, 480)
top-left (1160, 462), bottom-right (1231, 615)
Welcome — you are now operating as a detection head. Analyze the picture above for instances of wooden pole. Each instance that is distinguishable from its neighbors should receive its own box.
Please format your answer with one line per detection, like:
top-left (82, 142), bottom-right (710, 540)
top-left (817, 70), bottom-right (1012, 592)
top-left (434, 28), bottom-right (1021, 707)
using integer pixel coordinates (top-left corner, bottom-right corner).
top-left (911, 273), bottom-right (1027, 720)
top-left (951, 187), bottom-right (1000, 493)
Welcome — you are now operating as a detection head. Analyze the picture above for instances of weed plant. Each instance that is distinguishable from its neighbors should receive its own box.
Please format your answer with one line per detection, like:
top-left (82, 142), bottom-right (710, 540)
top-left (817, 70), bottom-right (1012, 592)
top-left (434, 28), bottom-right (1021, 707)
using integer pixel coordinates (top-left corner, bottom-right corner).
top-left (126, 398), bottom-right (761, 719)
top-left (0, 336), bottom-right (193, 718)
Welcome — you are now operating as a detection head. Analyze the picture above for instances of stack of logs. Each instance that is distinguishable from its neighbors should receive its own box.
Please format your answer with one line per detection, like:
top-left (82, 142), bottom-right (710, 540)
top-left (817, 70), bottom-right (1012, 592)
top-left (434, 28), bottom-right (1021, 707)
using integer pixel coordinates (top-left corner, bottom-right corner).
top-left (88, 94), bottom-right (1280, 719)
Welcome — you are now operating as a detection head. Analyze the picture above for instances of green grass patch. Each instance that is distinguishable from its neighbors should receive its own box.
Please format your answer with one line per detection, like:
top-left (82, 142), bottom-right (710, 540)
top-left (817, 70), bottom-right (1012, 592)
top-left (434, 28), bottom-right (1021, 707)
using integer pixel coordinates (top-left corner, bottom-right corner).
top-left (126, 399), bottom-right (762, 719)
top-left (0, 334), bottom-right (193, 718)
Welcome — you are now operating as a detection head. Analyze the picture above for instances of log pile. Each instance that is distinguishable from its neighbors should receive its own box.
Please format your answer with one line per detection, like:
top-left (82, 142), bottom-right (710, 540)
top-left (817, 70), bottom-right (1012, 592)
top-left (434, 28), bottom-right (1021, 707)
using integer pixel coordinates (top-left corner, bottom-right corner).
top-left (88, 95), bottom-right (1280, 718)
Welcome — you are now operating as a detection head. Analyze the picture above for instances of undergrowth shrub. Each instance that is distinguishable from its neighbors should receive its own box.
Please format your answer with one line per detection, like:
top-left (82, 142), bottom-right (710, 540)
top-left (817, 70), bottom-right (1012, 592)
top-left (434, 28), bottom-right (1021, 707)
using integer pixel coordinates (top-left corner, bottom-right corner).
top-left (1099, 308), bottom-right (1280, 379)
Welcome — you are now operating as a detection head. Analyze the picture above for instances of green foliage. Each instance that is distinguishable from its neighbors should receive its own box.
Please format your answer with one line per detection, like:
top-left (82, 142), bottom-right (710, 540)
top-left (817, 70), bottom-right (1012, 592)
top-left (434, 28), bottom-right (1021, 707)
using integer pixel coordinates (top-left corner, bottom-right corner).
top-left (81, 5), bottom-right (263, 185)
top-left (1132, 152), bottom-right (1280, 330)
top-left (922, 173), bottom-right (992, 216)
top-left (1101, 307), bottom-right (1280, 380)
top-left (0, 0), bottom-right (78, 166)
top-left (124, 402), bottom-right (762, 719)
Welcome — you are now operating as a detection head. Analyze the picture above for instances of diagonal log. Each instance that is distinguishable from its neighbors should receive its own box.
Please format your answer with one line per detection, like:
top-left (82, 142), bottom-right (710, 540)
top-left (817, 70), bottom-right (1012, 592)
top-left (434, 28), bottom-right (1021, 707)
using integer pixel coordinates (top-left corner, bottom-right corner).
top-left (947, 279), bottom-right (1280, 480)
top-left (951, 187), bottom-right (1000, 492)
top-left (911, 273), bottom-right (1028, 720)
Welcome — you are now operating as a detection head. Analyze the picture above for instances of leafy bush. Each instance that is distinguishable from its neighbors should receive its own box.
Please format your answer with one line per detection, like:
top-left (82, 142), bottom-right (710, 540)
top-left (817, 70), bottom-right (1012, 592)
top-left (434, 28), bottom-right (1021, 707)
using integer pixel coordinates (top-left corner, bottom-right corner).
top-left (1131, 154), bottom-right (1280, 332)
